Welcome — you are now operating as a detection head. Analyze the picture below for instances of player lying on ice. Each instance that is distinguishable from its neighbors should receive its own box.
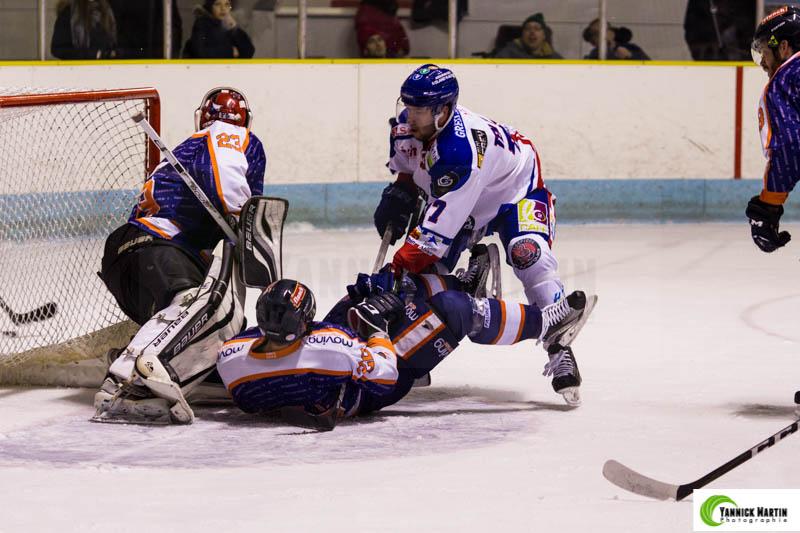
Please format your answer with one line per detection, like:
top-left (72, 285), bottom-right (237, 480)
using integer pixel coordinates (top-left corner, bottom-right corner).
top-left (373, 64), bottom-right (596, 404)
top-left (92, 87), bottom-right (266, 424)
top-left (216, 259), bottom-right (595, 430)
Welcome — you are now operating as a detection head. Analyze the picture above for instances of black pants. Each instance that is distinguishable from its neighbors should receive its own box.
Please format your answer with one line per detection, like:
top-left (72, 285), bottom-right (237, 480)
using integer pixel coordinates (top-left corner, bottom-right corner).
top-left (100, 224), bottom-right (206, 326)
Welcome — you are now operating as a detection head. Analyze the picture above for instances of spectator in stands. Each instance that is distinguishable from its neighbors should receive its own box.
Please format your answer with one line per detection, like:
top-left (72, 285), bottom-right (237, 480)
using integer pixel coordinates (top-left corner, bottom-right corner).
top-left (51, 0), bottom-right (118, 60)
top-left (183, 0), bottom-right (254, 59)
top-left (582, 18), bottom-right (650, 60)
top-left (110, 0), bottom-right (182, 59)
top-left (494, 13), bottom-right (562, 59)
top-left (683, 0), bottom-right (754, 61)
top-left (356, 0), bottom-right (410, 58)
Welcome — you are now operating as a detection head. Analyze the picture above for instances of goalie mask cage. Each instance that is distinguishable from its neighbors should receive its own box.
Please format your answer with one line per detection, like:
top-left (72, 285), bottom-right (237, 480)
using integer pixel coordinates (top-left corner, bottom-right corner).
top-left (0, 88), bottom-right (160, 386)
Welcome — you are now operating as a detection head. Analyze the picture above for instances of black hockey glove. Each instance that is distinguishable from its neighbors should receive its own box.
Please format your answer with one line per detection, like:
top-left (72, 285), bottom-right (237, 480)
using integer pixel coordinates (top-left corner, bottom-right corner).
top-left (374, 182), bottom-right (417, 245)
top-left (745, 195), bottom-right (791, 253)
top-left (347, 292), bottom-right (405, 339)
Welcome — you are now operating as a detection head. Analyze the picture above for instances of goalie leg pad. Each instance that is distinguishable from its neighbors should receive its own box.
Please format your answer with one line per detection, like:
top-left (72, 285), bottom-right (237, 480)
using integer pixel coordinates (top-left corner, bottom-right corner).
top-left (104, 242), bottom-right (245, 421)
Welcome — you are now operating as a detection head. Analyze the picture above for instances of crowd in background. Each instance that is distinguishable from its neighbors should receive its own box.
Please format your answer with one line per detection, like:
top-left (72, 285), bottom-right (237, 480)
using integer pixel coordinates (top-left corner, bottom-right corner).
top-left (51, 0), bottom-right (253, 60)
top-left (49, 0), bottom-right (766, 61)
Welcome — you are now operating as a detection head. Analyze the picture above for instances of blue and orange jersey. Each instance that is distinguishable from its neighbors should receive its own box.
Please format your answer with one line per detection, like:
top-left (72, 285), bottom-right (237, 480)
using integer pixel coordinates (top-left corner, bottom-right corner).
top-left (216, 323), bottom-right (398, 415)
top-left (758, 51), bottom-right (800, 205)
top-left (129, 121), bottom-right (266, 261)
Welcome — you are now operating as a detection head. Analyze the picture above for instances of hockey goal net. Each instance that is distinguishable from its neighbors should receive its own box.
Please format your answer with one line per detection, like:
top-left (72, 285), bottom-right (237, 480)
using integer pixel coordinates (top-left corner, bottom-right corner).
top-left (0, 88), bottom-right (160, 386)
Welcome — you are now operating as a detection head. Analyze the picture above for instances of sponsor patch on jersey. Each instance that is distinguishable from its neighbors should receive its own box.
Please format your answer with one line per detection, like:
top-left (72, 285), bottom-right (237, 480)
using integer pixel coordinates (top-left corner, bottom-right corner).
top-left (218, 343), bottom-right (246, 360)
top-left (409, 228), bottom-right (447, 256)
top-left (510, 238), bottom-right (541, 270)
top-left (517, 199), bottom-right (549, 234)
top-left (290, 283), bottom-right (306, 309)
top-left (425, 145), bottom-right (440, 169)
top-left (471, 129), bottom-right (488, 168)
top-left (392, 123), bottom-right (412, 138)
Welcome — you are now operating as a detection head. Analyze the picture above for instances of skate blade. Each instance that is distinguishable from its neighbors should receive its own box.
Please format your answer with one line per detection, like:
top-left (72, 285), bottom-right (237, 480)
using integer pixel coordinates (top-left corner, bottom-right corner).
top-left (557, 294), bottom-right (598, 348)
top-left (558, 386), bottom-right (582, 407)
top-left (90, 410), bottom-right (171, 425)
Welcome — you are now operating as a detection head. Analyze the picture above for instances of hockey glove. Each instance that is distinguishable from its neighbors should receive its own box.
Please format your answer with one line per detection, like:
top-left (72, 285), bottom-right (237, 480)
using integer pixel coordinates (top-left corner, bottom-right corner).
top-left (346, 268), bottom-right (395, 301)
top-left (374, 181), bottom-right (417, 245)
top-left (746, 195), bottom-right (791, 253)
top-left (347, 292), bottom-right (405, 339)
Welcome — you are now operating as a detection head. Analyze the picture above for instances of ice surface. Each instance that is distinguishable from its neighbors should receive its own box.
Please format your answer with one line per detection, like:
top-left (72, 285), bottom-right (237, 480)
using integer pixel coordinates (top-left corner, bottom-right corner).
top-left (1, 224), bottom-right (798, 533)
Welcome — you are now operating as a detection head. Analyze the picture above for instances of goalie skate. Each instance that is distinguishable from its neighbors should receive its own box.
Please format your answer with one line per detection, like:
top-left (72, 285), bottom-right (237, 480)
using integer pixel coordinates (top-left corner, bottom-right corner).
top-left (91, 376), bottom-right (174, 425)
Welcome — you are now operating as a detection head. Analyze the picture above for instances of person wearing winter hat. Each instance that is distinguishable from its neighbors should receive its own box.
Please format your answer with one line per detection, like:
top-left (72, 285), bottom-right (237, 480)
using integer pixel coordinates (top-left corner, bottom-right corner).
top-left (183, 0), bottom-right (254, 58)
top-left (495, 13), bottom-right (563, 59)
top-left (582, 18), bottom-right (650, 60)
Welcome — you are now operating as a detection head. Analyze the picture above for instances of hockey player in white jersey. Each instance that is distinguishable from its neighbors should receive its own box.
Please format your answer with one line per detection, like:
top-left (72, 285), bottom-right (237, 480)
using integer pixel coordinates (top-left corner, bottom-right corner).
top-left (93, 87), bottom-right (267, 424)
top-left (373, 64), bottom-right (594, 405)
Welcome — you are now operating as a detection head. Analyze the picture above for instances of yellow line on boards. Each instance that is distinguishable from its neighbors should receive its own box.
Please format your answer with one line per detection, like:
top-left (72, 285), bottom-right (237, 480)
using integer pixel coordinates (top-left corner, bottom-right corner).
top-left (0, 59), bottom-right (759, 68)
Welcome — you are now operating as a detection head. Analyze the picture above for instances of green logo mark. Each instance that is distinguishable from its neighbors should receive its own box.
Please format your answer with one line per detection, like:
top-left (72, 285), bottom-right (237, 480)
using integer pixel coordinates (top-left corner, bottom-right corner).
top-left (419, 68), bottom-right (430, 74)
top-left (700, 495), bottom-right (738, 527)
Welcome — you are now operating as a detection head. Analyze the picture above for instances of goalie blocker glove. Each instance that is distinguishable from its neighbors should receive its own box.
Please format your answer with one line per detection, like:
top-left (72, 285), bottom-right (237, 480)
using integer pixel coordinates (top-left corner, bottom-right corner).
top-left (746, 195), bottom-right (791, 252)
top-left (347, 292), bottom-right (405, 339)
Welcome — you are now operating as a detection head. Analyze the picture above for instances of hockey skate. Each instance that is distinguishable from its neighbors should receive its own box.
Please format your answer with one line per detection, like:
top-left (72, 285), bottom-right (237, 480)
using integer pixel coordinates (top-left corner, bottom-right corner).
top-left (457, 244), bottom-right (490, 297)
top-left (92, 375), bottom-right (175, 425)
top-left (540, 290), bottom-right (598, 350)
top-left (794, 391), bottom-right (800, 419)
top-left (91, 353), bottom-right (195, 425)
top-left (543, 343), bottom-right (582, 406)
top-left (456, 243), bottom-right (502, 298)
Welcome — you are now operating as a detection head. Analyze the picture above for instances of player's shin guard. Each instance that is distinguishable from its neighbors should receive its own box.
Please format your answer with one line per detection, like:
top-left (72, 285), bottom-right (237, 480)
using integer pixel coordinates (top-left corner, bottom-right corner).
top-left (95, 241), bottom-right (245, 424)
top-left (466, 297), bottom-right (542, 345)
top-left (507, 233), bottom-right (564, 308)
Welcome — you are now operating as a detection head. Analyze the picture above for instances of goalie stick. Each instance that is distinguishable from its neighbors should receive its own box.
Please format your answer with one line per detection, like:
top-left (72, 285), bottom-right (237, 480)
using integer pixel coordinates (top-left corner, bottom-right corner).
top-left (602, 418), bottom-right (800, 501)
top-left (132, 113), bottom-right (239, 244)
top-left (0, 296), bottom-right (57, 326)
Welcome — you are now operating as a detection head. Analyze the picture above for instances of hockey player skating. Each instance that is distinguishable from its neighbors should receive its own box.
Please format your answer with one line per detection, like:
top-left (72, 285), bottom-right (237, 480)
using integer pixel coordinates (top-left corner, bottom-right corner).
top-left (217, 263), bottom-right (594, 428)
top-left (93, 87), bottom-right (267, 424)
top-left (747, 6), bottom-right (800, 414)
top-left (373, 64), bottom-right (594, 405)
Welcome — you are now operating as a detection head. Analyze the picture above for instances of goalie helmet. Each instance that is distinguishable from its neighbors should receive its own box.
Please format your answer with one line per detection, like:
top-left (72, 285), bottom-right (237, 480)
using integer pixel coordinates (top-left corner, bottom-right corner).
top-left (256, 280), bottom-right (316, 343)
top-left (194, 87), bottom-right (253, 131)
top-left (398, 64), bottom-right (459, 133)
top-left (752, 6), bottom-right (800, 64)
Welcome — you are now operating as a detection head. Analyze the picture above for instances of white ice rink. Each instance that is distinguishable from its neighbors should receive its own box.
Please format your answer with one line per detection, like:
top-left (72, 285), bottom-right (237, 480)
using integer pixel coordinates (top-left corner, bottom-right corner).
top-left (1, 224), bottom-right (798, 533)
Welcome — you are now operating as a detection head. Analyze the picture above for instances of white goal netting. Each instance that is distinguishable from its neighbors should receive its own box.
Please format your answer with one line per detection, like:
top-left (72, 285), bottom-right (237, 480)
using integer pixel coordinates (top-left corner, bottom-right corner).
top-left (0, 88), bottom-right (159, 383)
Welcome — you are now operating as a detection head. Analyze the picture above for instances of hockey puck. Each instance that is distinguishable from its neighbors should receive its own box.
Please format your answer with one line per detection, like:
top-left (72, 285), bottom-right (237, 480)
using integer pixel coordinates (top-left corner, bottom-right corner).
top-left (2, 330), bottom-right (17, 337)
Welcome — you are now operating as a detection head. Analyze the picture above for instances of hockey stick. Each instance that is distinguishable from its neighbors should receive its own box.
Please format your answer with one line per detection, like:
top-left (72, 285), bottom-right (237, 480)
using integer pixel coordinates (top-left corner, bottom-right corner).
top-left (0, 296), bottom-right (57, 326)
top-left (132, 113), bottom-right (239, 244)
top-left (372, 224), bottom-right (393, 274)
top-left (603, 419), bottom-right (800, 501)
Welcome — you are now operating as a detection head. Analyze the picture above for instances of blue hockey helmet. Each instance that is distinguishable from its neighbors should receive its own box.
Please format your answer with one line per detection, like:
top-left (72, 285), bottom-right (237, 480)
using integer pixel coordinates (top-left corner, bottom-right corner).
top-left (398, 64), bottom-right (459, 132)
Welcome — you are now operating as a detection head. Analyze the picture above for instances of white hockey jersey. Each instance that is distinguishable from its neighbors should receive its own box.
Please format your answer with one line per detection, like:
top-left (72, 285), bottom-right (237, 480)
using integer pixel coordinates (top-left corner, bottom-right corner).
top-left (216, 324), bottom-right (398, 415)
top-left (388, 106), bottom-right (544, 258)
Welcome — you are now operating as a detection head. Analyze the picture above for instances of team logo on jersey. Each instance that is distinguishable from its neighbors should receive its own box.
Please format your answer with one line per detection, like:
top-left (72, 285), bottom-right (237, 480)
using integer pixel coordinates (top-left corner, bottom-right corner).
top-left (471, 129), bottom-right (488, 168)
top-left (517, 199), bottom-right (549, 234)
top-left (432, 171), bottom-right (460, 197)
top-left (510, 238), bottom-right (541, 270)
